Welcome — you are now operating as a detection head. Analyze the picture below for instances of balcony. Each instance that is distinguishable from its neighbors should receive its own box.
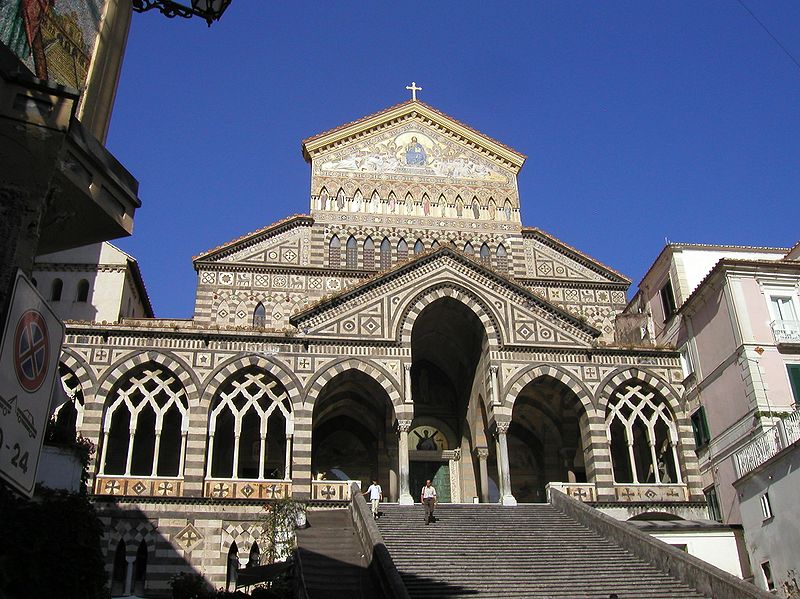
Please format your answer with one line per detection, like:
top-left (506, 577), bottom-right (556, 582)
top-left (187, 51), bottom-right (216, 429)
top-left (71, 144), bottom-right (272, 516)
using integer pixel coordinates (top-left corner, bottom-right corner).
top-left (771, 320), bottom-right (800, 348)
top-left (733, 410), bottom-right (800, 478)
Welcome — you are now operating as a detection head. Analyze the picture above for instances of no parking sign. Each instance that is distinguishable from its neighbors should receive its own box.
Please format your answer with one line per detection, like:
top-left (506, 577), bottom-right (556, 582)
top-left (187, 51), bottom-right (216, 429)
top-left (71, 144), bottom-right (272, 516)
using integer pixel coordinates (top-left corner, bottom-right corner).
top-left (0, 271), bottom-right (64, 497)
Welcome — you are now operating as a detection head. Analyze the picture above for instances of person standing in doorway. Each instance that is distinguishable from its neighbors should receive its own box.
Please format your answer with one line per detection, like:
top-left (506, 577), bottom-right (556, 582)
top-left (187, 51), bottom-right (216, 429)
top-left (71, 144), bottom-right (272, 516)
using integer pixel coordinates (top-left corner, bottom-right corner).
top-left (421, 479), bottom-right (437, 524)
top-left (363, 479), bottom-right (382, 520)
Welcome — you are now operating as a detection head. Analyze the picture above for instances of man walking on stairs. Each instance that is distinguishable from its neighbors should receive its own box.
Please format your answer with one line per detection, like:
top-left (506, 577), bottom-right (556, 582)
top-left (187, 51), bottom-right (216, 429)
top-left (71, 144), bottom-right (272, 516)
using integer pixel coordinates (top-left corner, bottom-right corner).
top-left (421, 479), bottom-right (437, 524)
top-left (364, 479), bottom-right (382, 520)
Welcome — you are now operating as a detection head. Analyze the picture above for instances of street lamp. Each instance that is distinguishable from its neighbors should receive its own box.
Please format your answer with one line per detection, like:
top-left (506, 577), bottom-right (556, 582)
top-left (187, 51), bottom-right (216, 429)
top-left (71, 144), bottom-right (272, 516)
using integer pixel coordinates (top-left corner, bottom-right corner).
top-left (132, 0), bottom-right (232, 26)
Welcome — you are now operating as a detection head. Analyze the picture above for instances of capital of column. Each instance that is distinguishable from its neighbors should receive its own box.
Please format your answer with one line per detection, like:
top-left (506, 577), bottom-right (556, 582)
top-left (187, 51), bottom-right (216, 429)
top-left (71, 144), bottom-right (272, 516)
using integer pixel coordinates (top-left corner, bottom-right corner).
top-left (475, 447), bottom-right (489, 459)
top-left (403, 363), bottom-right (412, 373)
top-left (397, 419), bottom-right (412, 433)
top-left (495, 421), bottom-right (510, 435)
top-left (489, 365), bottom-right (499, 375)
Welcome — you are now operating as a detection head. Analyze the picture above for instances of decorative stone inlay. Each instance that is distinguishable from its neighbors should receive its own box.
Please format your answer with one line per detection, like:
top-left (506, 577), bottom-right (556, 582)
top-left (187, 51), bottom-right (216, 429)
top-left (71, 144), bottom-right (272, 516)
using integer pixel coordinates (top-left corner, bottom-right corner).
top-left (203, 480), bottom-right (292, 500)
top-left (175, 523), bottom-right (204, 552)
top-left (614, 485), bottom-right (688, 502)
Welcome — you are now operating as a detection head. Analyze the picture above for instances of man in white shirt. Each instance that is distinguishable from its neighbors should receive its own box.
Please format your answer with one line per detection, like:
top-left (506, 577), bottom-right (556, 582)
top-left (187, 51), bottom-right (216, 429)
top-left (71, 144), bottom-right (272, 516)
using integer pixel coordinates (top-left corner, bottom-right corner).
top-left (363, 479), bottom-right (382, 520)
top-left (421, 479), bottom-right (437, 524)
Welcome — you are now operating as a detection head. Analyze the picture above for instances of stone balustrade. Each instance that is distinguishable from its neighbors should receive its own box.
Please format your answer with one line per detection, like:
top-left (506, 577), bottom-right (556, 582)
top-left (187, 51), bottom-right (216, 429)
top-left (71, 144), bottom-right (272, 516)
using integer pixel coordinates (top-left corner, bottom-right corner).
top-left (734, 410), bottom-right (800, 478)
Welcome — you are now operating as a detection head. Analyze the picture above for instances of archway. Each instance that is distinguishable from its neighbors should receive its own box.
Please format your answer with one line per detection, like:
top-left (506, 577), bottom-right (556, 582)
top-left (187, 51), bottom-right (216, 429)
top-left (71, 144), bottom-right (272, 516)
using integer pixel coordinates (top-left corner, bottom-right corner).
top-left (311, 369), bottom-right (396, 498)
top-left (409, 297), bottom-right (489, 503)
top-left (510, 376), bottom-right (587, 502)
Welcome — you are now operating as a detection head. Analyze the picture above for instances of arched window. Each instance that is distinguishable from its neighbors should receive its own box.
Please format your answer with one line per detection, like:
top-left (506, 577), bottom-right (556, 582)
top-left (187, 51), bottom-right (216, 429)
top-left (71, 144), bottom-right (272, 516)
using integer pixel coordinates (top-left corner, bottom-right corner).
top-left (463, 242), bottom-right (474, 257)
top-left (496, 244), bottom-right (508, 273)
top-left (207, 367), bottom-right (293, 480)
top-left (51, 278), bottom-right (63, 301)
top-left (248, 542), bottom-right (260, 568)
top-left (328, 235), bottom-right (341, 268)
top-left (345, 235), bottom-right (357, 268)
top-left (53, 363), bottom-right (85, 440)
top-left (363, 237), bottom-right (375, 270)
top-left (479, 243), bottom-right (490, 264)
top-left (606, 382), bottom-right (681, 485)
top-left (253, 303), bottom-right (266, 328)
top-left (133, 541), bottom-right (148, 596)
top-left (111, 540), bottom-right (127, 596)
top-left (100, 364), bottom-right (189, 477)
top-left (226, 542), bottom-right (239, 592)
top-left (397, 238), bottom-right (408, 262)
top-left (431, 240), bottom-right (440, 250)
top-left (76, 279), bottom-right (90, 302)
top-left (414, 239), bottom-right (425, 254)
top-left (379, 237), bottom-right (391, 270)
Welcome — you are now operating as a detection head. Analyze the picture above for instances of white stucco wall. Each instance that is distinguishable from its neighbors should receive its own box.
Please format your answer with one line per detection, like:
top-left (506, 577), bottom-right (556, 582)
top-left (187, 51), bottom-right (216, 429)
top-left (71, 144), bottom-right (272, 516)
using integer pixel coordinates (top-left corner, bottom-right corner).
top-left (649, 530), bottom-right (744, 578)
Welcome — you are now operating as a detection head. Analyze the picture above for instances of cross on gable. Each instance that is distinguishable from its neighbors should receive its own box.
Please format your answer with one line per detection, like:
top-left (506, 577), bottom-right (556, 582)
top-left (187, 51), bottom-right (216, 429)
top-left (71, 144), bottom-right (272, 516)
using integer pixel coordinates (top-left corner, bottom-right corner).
top-left (405, 81), bottom-right (422, 101)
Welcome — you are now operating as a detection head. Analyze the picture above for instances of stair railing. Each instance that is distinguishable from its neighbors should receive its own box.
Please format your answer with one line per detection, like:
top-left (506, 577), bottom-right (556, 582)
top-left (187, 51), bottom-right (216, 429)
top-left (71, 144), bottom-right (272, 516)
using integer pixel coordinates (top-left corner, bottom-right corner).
top-left (550, 489), bottom-right (773, 599)
top-left (348, 482), bottom-right (411, 599)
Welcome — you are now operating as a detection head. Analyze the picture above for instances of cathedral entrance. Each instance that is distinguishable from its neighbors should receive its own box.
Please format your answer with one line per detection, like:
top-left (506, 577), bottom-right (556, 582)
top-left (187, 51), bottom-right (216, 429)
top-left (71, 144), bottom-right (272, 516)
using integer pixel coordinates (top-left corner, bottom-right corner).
top-left (510, 376), bottom-right (587, 502)
top-left (311, 369), bottom-right (396, 497)
top-left (410, 461), bottom-right (451, 503)
top-left (409, 295), bottom-right (490, 503)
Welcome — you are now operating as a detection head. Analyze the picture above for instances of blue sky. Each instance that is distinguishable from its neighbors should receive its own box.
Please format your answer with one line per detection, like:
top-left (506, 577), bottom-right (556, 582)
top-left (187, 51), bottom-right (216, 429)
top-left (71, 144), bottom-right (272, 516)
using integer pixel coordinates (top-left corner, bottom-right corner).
top-left (107, 1), bottom-right (800, 318)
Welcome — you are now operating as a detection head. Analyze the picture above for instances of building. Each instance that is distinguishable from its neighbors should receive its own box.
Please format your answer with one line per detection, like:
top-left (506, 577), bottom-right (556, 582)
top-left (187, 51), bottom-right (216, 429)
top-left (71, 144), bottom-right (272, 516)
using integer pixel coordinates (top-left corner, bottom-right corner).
top-left (59, 99), bottom-right (717, 594)
top-left (732, 409), bottom-right (800, 596)
top-left (33, 241), bottom-right (154, 324)
top-left (628, 241), bottom-right (800, 585)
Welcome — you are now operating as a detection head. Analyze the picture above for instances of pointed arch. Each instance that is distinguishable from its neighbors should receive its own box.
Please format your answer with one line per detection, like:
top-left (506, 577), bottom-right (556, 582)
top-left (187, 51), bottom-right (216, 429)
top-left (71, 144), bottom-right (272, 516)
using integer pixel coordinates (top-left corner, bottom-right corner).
top-left (414, 239), bottom-right (425, 254)
top-left (471, 197), bottom-right (481, 219)
top-left (479, 243), bottom-right (490, 264)
top-left (226, 542), bottom-right (239, 591)
top-left (352, 188), bottom-right (363, 211)
top-left (503, 198), bottom-right (513, 220)
top-left (388, 191), bottom-right (397, 213)
top-left (51, 278), bottom-right (63, 301)
top-left (496, 244), bottom-right (508, 273)
top-left (455, 195), bottom-right (464, 217)
top-left (328, 234), bottom-right (341, 268)
top-left (335, 188), bottom-right (346, 210)
top-left (463, 241), bottom-right (474, 256)
top-left (488, 197), bottom-right (497, 219)
top-left (422, 193), bottom-right (431, 216)
top-left (319, 187), bottom-right (330, 210)
top-left (303, 357), bottom-right (402, 411)
top-left (345, 235), bottom-right (358, 268)
top-left (379, 237), bottom-right (391, 270)
top-left (404, 191), bottom-right (414, 214)
top-left (363, 236), bottom-right (375, 269)
top-left (431, 239), bottom-right (440, 250)
top-left (397, 238), bottom-right (408, 262)
top-left (253, 302), bottom-right (266, 328)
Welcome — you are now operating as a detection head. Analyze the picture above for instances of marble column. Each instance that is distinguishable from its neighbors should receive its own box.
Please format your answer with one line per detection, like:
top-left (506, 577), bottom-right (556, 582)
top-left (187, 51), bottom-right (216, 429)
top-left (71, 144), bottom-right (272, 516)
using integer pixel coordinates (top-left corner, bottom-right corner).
top-left (495, 421), bottom-right (517, 506)
top-left (489, 365), bottom-right (500, 406)
top-left (476, 447), bottom-right (490, 503)
top-left (403, 363), bottom-right (413, 404)
top-left (124, 556), bottom-right (136, 595)
top-left (398, 419), bottom-right (413, 504)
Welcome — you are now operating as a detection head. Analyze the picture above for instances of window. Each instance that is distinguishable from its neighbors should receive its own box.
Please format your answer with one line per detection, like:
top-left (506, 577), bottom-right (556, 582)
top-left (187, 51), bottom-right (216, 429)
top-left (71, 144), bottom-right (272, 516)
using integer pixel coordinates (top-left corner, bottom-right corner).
top-left (679, 344), bottom-right (694, 378)
top-left (207, 367), bottom-right (292, 480)
top-left (463, 242), bottom-right (474, 257)
top-left (496, 244), bottom-right (508, 273)
top-left (100, 364), bottom-right (189, 477)
top-left (690, 407), bottom-right (711, 449)
top-left (788, 364), bottom-right (800, 406)
top-left (111, 540), bottom-right (127, 596)
top-left (76, 279), bottom-right (90, 302)
top-left (704, 486), bottom-right (722, 522)
top-left (248, 542), bottom-right (260, 568)
top-left (761, 561), bottom-right (775, 591)
top-left (379, 237), bottom-right (391, 270)
top-left (133, 541), bottom-right (148, 596)
top-left (226, 542), bottom-right (239, 592)
top-left (660, 279), bottom-right (677, 321)
top-left (51, 278), bottom-right (63, 301)
top-left (431, 240), bottom-right (440, 250)
top-left (363, 237), bottom-right (375, 269)
top-left (479, 243), bottom-right (490, 265)
top-left (345, 235), bottom-right (357, 268)
top-left (606, 382), bottom-right (681, 484)
top-left (414, 239), bottom-right (424, 254)
top-left (253, 303), bottom-right (266, 328)
top-left (770, 295), bottom-right (797, 322)
top-left (397, 238), bottom-right (408, 262)
top-left (760, 493), bottom-right (773, 520)
top-left (328, 235), bottom-right (341, 268)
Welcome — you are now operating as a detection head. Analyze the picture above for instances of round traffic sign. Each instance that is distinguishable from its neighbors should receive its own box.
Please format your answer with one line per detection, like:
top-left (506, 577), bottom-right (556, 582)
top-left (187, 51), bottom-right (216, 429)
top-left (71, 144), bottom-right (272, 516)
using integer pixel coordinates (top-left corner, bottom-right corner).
top-left (13, 309), bottom-right (50, 393)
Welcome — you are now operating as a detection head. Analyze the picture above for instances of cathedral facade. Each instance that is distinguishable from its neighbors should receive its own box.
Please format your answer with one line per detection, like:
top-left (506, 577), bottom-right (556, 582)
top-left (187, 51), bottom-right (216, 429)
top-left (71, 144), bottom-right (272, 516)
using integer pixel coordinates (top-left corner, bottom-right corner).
top-left (58, 100), bottom-right (705, 594)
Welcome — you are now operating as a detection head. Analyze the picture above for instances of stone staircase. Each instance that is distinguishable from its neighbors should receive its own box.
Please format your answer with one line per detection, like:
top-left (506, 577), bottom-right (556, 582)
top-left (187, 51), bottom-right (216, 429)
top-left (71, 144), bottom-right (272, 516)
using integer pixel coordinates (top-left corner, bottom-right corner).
top-left (296, 508), bottom-right (378, 599)
top-left (376, 504), bottom-right (709, 599)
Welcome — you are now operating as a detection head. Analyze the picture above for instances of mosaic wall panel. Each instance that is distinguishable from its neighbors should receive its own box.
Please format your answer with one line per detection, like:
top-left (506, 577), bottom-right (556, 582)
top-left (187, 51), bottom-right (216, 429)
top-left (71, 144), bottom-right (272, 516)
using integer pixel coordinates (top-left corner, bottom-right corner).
top-left (204, 480), bottom-right (291, 500)
top-left (94, 476), bottom-right (183, 498)
top-left (614, 485), bottom-right (689, 502)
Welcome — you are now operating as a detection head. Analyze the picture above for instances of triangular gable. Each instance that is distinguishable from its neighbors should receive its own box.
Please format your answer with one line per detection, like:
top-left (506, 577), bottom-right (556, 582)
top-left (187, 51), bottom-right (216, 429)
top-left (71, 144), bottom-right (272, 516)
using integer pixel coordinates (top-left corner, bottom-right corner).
top-left (302, 100), bottom-right (526, 172)
top-left (521, 228), bottom-right (631, 285)
top-left (193, 215), bottom-right (313, 267)
top-left (291, 248), bottom-right (599, 348)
